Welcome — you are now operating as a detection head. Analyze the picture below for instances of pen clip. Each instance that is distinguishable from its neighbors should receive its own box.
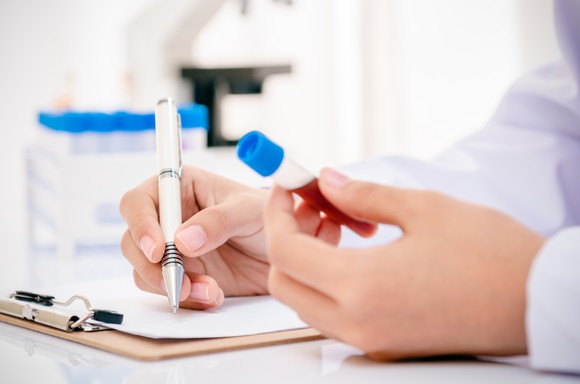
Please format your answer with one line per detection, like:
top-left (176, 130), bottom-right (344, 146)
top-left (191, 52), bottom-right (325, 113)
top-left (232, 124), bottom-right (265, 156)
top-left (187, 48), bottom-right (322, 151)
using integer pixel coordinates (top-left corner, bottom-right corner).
top-left (177, 111), bottom-right (183, 177)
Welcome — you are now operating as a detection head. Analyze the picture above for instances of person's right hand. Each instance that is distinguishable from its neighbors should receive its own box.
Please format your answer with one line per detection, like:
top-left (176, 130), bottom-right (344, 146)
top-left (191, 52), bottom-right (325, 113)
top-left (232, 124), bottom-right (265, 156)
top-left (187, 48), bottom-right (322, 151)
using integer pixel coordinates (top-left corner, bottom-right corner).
top-left (119, 165), bottom-right (271, 310)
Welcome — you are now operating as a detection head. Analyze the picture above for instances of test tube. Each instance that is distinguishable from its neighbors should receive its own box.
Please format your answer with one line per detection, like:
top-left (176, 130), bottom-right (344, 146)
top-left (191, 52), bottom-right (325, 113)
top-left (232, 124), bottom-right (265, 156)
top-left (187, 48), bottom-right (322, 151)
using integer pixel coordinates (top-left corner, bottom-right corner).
top-left (237, 131), bottom-right (376, 237)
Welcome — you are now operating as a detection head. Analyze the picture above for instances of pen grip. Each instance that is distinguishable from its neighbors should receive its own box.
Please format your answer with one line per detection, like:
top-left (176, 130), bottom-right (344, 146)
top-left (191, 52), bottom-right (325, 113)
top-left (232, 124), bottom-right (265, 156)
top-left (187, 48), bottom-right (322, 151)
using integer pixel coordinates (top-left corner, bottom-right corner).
top-left (158, 176), bottom-right (182, 243)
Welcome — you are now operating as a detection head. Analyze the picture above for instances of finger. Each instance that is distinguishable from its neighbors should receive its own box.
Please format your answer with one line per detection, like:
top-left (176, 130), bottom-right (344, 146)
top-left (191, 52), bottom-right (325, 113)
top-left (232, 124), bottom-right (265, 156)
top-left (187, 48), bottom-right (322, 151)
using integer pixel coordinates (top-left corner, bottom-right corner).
top-left (133, 268), bottom-right (224, 310)
top-left (180, 274), bottom-right (225, 310)
top-left (265, 185), bottom-right (351, 296)
top-left (318, 167), bottom-right (421, 228)
top-left (122, 230), bottom-right (192, 302)
top-left (121, 229), bottom-right (161, 288)
top-left (175, 192), bottom-right (265, 257)
top-left (119, 177), bottom-right (165, 263)
top-left (295, 197), bottom-right (342, 243)
top-left (268, 267), bottom-right (344, 341)
top-left (315, 216), bottom-right (341, 245)
top-left (295, 200), bottom-right (323, 236)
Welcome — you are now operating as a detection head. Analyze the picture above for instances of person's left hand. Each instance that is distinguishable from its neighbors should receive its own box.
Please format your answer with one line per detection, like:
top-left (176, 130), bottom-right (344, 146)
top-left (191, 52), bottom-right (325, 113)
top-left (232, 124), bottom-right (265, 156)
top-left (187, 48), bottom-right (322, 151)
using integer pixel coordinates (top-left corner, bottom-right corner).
top-left (264, 168), bottom-right (545, 360)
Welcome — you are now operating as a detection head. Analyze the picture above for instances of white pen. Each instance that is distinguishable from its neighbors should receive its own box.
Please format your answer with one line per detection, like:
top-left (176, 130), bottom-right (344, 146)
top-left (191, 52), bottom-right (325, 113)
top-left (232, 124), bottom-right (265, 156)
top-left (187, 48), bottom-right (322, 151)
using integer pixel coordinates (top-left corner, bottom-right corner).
top-left (155, 97), bottom-right (185, 313)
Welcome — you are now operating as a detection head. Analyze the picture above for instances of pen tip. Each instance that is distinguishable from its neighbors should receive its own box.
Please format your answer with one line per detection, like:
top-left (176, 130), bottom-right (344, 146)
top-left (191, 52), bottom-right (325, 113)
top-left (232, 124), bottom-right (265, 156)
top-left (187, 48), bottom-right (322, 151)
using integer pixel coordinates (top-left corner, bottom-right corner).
top-left (172, 306), bottom-right (178, 314)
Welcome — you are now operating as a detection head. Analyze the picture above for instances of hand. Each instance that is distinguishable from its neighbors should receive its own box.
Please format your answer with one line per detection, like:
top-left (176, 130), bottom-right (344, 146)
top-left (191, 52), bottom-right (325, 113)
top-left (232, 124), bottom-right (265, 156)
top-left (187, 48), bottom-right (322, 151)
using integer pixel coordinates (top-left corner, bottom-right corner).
top-left (120, 166), bottom-right (270, 310)
top-left (264, 167), bottom-right (545, 359)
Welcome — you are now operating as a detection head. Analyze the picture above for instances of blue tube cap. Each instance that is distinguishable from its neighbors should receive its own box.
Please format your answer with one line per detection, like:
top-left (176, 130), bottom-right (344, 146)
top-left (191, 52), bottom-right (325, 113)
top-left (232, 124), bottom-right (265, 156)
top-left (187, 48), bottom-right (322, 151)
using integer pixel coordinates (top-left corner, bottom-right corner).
top-left (237, 131), bottom-right (284, 177)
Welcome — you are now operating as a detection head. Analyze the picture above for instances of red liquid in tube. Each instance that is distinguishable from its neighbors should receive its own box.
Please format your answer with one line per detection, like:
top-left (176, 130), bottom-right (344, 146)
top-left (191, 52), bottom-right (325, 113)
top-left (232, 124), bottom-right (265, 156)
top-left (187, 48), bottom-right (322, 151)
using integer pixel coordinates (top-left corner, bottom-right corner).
top-left (236, 130), bottom-right (376, 237)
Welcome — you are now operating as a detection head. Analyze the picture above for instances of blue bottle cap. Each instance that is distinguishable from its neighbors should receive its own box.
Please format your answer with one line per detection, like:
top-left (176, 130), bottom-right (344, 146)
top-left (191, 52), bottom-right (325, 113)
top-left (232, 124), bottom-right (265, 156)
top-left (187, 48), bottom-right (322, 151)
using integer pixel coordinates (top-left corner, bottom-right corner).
top-left (237, 131), bottom-right (284, 177)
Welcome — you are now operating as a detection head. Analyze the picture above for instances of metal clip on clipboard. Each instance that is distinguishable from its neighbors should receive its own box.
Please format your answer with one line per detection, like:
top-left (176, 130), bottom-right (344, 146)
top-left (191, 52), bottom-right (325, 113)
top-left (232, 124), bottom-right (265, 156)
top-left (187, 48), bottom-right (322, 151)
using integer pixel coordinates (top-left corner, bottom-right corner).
top-left (0, 291), bottom-right (123, 332)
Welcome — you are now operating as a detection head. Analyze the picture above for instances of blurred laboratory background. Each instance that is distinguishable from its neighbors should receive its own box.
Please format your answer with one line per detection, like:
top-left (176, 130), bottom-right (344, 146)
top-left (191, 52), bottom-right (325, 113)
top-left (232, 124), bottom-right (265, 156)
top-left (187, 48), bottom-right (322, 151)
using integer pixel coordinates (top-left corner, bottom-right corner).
top-left (0, 0), bottom-right (558, 289)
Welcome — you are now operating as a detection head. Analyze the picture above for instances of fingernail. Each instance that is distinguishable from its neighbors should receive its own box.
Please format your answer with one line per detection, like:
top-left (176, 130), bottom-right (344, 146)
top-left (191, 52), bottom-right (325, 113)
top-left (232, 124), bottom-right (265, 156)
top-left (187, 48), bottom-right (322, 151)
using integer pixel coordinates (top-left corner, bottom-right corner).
top-left (190, 282), bottom-right (210, 302)
top-left (139, 235), bottom-right (156, 262)
top-left (176, 225), bottom-right (207, 252)
top-left (321, 168), bottom-right (349, 189)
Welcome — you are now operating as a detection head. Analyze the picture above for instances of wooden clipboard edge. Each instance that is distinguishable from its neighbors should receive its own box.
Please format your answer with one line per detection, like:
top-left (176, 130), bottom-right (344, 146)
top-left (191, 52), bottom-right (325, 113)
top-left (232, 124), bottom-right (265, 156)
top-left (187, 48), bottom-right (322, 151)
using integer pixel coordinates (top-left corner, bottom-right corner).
top-left (0, 313), bottom-right (324, 361)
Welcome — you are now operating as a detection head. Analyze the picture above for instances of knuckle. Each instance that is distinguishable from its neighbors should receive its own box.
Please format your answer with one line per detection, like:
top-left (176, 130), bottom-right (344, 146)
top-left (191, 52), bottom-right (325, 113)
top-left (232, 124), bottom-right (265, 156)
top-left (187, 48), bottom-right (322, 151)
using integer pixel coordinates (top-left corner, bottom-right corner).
top-left (211, 207), bottom-right (230, 229)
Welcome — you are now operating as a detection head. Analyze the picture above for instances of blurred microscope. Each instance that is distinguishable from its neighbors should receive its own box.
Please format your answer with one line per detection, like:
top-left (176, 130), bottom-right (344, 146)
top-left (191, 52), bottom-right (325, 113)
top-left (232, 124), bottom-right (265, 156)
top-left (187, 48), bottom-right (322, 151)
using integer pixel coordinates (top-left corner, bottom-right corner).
top-left (127, 0), bottom-right (292, 146)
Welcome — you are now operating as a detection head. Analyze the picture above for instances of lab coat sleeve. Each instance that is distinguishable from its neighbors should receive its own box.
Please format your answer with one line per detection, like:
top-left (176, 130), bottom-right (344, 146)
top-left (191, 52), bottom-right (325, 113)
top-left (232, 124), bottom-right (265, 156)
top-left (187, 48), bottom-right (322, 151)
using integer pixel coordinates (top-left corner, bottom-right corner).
top-left (339, 71), bottom-right (580, 247)
top-left (527, 226), bottom-right (580, 374)
top-left (341, 59), bottom-right (580, 240)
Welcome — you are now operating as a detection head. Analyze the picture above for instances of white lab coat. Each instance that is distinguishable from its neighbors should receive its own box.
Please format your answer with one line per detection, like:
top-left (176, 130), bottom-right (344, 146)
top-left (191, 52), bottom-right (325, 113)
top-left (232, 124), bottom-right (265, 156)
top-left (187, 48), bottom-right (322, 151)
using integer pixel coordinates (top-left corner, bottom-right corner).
top-left (342, 0), bottom-right (580, 374)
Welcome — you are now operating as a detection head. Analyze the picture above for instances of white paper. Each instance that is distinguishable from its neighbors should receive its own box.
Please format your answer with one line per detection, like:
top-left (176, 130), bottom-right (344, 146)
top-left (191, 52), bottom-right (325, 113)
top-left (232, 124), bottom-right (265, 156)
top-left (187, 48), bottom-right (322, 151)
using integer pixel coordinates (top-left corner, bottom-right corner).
top-left (43, 277), bottom-right (307, 339)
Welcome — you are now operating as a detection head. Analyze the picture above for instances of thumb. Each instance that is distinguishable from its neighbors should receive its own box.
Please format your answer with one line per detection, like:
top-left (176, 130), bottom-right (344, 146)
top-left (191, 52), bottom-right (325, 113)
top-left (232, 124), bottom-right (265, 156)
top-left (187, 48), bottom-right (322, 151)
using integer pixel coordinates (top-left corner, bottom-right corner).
top-left (175, 195), bottom-right (265, 257)
top-left (318, 167), bottom-right (417, 228)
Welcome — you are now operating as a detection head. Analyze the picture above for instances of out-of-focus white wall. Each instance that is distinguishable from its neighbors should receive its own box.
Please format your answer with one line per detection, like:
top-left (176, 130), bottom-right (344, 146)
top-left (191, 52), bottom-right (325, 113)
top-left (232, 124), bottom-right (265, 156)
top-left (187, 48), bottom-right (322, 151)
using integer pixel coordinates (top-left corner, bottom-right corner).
top-left (0, 0), bottom-right (559, 286)
top-left (361, 0), bottom-right (558, 160)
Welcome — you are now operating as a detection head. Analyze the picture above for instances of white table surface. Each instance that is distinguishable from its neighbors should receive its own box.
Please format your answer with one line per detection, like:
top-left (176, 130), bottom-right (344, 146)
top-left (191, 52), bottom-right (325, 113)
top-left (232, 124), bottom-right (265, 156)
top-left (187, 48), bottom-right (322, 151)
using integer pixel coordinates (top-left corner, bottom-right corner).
top-left (2, 252), bottom-right (580, 383)
top-left (1, 315), bottom-right (579, 384)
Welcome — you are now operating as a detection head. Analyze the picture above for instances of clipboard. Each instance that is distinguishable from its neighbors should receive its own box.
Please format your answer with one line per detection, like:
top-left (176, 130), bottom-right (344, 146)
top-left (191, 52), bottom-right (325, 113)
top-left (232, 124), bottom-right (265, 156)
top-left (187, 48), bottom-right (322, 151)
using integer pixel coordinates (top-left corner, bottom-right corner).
top-left (0, 292), bottom-right (323, 361)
